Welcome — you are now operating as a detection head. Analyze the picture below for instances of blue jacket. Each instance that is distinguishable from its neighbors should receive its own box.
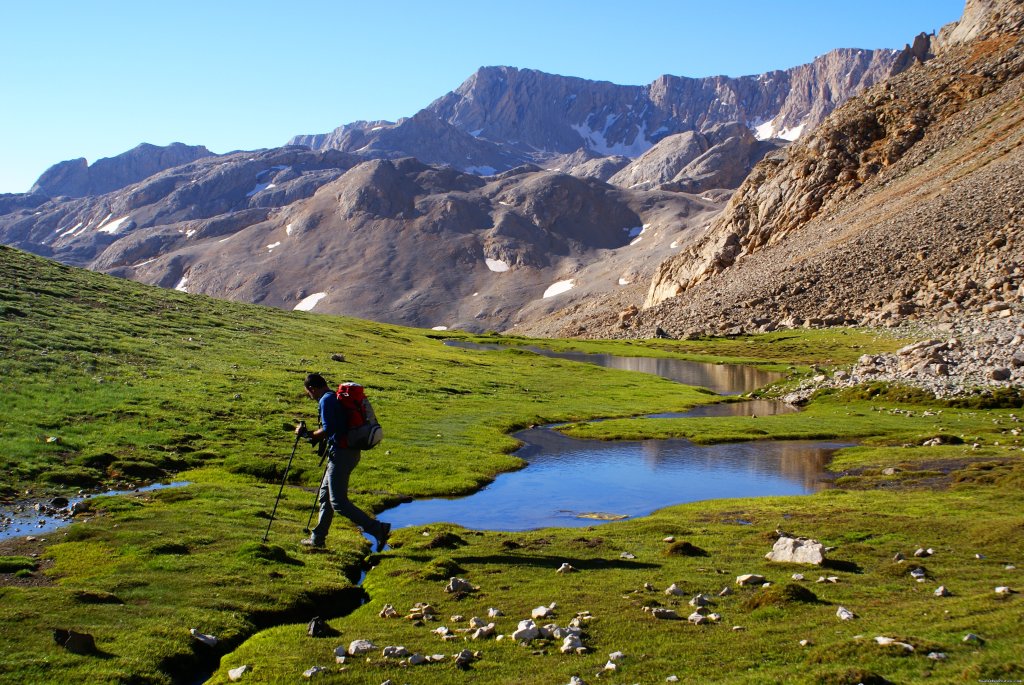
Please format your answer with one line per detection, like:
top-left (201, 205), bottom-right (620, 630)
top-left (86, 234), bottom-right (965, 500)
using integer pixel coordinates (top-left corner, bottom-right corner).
top-left (318, 392), bottom-right (345, 452)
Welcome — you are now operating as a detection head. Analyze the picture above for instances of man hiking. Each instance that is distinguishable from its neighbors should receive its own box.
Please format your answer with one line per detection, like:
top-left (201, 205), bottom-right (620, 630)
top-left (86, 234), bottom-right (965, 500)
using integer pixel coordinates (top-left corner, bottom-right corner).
top-left (297, 373), bottom-right (391, 552)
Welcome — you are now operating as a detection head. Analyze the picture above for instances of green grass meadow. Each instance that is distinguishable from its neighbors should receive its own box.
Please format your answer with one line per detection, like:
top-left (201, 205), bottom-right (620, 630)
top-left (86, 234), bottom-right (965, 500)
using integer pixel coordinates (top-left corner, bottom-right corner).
top-left (1, 244), bottom-right (1021, 684)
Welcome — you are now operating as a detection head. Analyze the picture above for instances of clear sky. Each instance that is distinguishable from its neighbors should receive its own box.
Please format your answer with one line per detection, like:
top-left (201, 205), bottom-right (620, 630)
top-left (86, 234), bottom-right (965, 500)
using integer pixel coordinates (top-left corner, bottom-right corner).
top-left (1, 0), bottom-right (964, 194)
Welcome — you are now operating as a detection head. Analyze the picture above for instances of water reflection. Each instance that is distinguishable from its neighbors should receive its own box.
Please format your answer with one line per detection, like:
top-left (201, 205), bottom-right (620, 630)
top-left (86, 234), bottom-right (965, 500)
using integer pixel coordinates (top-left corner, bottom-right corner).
top-left (386, 399), bottom-right (848, 532)
top-left (444, 340), bottom-right (783, 395)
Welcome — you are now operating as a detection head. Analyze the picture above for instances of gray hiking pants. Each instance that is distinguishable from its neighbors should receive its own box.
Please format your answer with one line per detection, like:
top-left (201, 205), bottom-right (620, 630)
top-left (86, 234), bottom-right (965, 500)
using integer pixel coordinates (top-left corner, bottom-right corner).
top-left (310, 448), bottom-right (383, 544)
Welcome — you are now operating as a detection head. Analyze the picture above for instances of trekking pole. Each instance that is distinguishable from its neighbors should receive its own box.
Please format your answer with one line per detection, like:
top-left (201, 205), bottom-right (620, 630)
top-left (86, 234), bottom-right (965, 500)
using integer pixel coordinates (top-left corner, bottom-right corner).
top-left (303, 451), bottom-right (330, 534)
top-left (263, 421), bottom-right (304, 543)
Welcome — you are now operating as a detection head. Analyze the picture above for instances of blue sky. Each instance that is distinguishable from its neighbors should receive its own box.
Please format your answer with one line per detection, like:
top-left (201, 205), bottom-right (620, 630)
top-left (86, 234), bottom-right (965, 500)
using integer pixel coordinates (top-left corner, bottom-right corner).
top-left (1, 0), bottom-right (964, 194)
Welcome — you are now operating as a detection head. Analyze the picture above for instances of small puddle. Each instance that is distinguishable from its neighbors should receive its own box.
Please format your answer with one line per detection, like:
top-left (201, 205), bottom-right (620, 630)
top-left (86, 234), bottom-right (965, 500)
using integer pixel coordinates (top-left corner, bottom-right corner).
top-left (0, 481), bottom-right (190, 542)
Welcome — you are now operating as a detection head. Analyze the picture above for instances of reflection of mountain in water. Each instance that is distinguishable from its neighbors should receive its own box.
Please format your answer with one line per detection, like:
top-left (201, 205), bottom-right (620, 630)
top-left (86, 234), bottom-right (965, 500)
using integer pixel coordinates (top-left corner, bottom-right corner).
top-left (384, 341), bottom-right (844, 531)
top-left (444, 341), bottom-right (782, 394)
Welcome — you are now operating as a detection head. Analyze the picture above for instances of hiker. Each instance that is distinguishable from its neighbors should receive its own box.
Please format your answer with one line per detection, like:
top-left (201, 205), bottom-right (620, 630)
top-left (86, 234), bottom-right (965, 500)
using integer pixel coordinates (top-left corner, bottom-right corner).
top-left (297, 373), bottom-right (390, 552)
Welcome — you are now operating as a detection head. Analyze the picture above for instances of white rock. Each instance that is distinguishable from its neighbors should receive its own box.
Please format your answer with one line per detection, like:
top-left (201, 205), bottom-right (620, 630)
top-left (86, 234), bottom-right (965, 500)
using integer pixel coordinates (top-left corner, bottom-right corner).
top-left (603, 660), bottom-right (617, 672)
top-left (736, 574), bottom-right (765, 586)
top-left (914, 548), bottom-right (932, 557)
top-left (189, 628), bottom-right (218, 647)
top-left (836, 606), bottom-right (856, 621)
top-left (995, 586), bottom-right (1014, 595)
top-left (382, 645), bottom-right (410, 658)
top-left (408, 653), bottom-right (428, 666)
top-left (666, 676), bottom-right (680, 682)
top-left (228, 665), bottom-right (249, 682)
top-left (620, 552), bottom-right (636, 559)
top-left (568, 677), bottom-right (587, 685)
top-left (935, 585), bottom-right (951, 597)
top-left (608, 651), bottom-right (625, 661)
top-left (347, 639), bottom-right (376, 656)
top-left (718, 586), bottom-right (732, 597)
top-left (765, 537), bottom-right (826, 565)
top-left (799, 639), bottom-right (811, 647)
top-left (664, 583), bottom-right (685, 596)
top-left (689, 593), bottom-right (713, 607)
top-left (378, 604), bottom-right (398, 618)
top-left (532, 605), bottom-right (555, 619)
top-left (650, 607), bottom-right (681, 620)
top-left (791, 573), bottom-right (805, 581)
top-left (560, 634), bottom-right (584, 653)
top-left (687, 612), bottom-right (708, 625)
top-left (875, 636), bottom-right (914, 651)
top-left (487, 607), bottom-right (503, 617)
top-left (556, 562), bottom-right (576, 574)
top-left (663, 536), bottom-right (675, 543)
top-left (928, 652), bottom-right (947, 660)
top-left (432, 626), bottom-right (450, 637)
top-left (963, 633), bottom-right (985, 644)
top-left (910, 567), bottom-right (927, 581)
top-left (512, 619), bottom-right (540, 642)
top-left (302, 666), bottom-right (326, 678)
top-left (445, 577), bottom-right (476, 593)
top-left (468, 616), bottom-right (487, 629)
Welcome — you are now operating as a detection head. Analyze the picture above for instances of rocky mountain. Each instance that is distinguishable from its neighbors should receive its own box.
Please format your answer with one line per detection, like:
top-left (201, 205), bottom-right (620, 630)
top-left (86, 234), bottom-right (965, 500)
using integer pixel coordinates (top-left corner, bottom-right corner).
top-left (0, 146), bottom-right (717, 331)
top-left (291, 48), bottom-right (903, 182)
top-left (30, 142), bottom-right (214, 198)
top-left (523, 0), bottom-right (1024, 340)
top-left (0, 22), bottom-right (938, 334)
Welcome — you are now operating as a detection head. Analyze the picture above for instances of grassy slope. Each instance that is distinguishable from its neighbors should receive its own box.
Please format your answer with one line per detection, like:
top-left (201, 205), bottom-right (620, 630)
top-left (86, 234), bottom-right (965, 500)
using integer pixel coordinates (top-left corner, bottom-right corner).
top-left (1, 245), bottom-right (1021, 684)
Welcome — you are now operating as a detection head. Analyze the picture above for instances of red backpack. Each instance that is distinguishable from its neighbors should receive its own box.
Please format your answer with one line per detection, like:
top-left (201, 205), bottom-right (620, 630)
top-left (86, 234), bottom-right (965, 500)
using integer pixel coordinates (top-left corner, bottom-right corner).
top-left (336, 382), bottom-right (384, 450)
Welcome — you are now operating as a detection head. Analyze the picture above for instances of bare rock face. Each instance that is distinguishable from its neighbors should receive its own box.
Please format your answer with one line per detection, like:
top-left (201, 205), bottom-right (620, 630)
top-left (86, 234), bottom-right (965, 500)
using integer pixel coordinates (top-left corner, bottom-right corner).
top-left (293, 49), bottom-right (899, 175)
top-left (643, 0), bottom-right (1024, 329)
top-left (31, 143), bottom-right (214, 198)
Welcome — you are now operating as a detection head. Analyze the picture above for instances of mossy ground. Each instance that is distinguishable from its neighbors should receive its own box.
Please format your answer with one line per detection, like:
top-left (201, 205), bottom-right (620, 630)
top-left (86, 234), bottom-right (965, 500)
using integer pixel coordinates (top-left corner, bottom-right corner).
top-left (1, 245), bottom-right (1021, 684)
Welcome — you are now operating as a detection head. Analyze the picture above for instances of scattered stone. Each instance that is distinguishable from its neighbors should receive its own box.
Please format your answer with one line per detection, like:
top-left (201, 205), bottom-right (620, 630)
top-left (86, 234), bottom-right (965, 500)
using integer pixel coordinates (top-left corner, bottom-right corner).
top-left (567, 676), bottom-right (587, 685)
top-left (689, 593), bottom-right (714, 607)
top-left (450, 614), bottom-right (464, 622)
top-left (560, 634), bottom-right (585, 654)
top-left (663, 536), bottom-right (675, 543)
top-left (928, 652), bottom-right (948, 660)
top-left (732, 626), bottom-right (745, 631)
top-left (382, 646), bottom-right (410, 659)
top-left (963, 633), bottom-right (985, 644)
top-left (227, 664), bottom-right (250, 681)
top-left (602, 660), bottom-right (617, 672)
top-left (765, 536), bottom-right (826, 565)
top-left (934, 585), bottom-right (951, 597)
top-left (307, 616), bottom-right (330, 637)
top-left (190, 628), bottom-right (218, 647)
top-left (453, 649), bottom-right (476, 669)
top-left (643, 582), bottom-right (656, 591)
top-left (348, 639), bottom-right (376, 656)
top-left (718, 586), bottom-right (732, 597)
top-left (512, 619), bottom-right (540, 642)
top-left (893, 552), bottom-right (906, 562)
top-left (666, 676), bottom-right (680, 682)
top-left (432, 626), bottom-right (451, 638)
top-left (620, 552), bottom-right (636, 559)
top-left (471, 623), bottom-right (496, 640)
top-left (608, 651), bottom-right (625, 661)
top-left (875, 636), bottom-right (914, 651)
top-left (994, 586), bottom-right (1015, 595)
top-left (487, 607), bottom-right (503, 617)
top-left (53, 628), bottom-right (98, 655)
top-left (914, 548), bottom-right (933, 558)
top-left (687, 611), bottom-right (708, 625)
top-left (910, 567), bottom-right (927, 581)
top-left (378, 604), bottom-right (398, 619)
top-left (836, 606), bottom-right (856, 621)
top-left (649, 607), bottom-right (681, 620)
top-left (532, 605), bottom-right (555, 620)
top-left (556, 563), bottom-right (576, 574)
top-left (445, 577), bottom-right (477, 593)
top-left (330, 353), bottom-right (345, 362)
top-left (664, 583), bottom-right (685, 596)
top-left (302, 666), bottom-right (326, 678)
top-left (799, 639), bottom-right (812, 647)
top-left (791, 573), bottom-right (805, 581)
top-left (736, 574), bottom-right (765, 587)
top-left (815, 575), bottom-right (840, 584)
top-left (408, 653), bottom-right (428, 666)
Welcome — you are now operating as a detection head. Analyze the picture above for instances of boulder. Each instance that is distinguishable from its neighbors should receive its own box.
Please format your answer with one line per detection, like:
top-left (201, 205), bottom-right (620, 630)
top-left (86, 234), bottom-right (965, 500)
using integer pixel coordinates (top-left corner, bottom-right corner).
top-left (766, 537), bottom-right (826, 564)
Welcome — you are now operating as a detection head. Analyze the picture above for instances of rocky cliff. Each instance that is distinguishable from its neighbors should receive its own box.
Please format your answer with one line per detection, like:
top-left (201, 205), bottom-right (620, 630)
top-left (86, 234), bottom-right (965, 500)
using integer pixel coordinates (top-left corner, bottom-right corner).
top-left (543, 0), bottom-right (1024, 341)
top-left (30, 142), bottom-right (214, 198)
top-left (291, 48), bottom-right (902, 179)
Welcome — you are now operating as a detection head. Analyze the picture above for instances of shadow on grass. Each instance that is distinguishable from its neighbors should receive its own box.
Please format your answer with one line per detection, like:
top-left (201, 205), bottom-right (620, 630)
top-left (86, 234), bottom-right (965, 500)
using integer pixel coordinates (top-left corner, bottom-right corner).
top-left (405, 553), bottom-right (661, 571)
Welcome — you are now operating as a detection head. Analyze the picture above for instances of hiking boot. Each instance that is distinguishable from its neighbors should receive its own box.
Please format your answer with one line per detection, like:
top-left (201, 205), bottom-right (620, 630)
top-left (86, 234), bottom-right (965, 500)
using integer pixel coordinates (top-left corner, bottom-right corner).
top-left (300, 537), bottom-right (325, 548)
top-left (373, 522), bottom-right (391, 553)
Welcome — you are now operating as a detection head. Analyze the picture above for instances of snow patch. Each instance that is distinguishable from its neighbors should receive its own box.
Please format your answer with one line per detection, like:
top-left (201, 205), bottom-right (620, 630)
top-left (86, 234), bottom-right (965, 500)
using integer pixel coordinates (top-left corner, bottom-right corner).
top-left (59, 222), bottom-right (84, 238)
top-left (778, 123), bottom-right (806, 141)
top-left (618, 278), bottom-right (631, 286)
top-left (266, 242), bottom-right (281, 252)
top-left (469, 128), bottom-right (484, 137)
top-left (174, 276), bottom-right (189, 293)
top-left (286, 223), bottom-right (294, 236)
top-left (97, 215), bottom-right (130, 235)
top-left (218, 236), bottom-right (232, 243)
top-left (133, 258), bottom-right (156, 268)
top-left (543, 280), bottom-right (575, 298)
top-left (246, 182), bottom-right (276, 197)
top-left (753, 119), bottom-right (777, 141)
top-left (431, 326), bottom-right (449, 331)
top-left (625, 226), bottom-right (643, 238)
top-left (670, 240), bottom-right (680, 249)
top-left (293, 292), bottom-right (327, 311)
top-left (571, 120), bottom-right (653, 157)
top-left (185, 229), bottom-right (197, 238)
top-left (485, 258), bottom-right (510, 272)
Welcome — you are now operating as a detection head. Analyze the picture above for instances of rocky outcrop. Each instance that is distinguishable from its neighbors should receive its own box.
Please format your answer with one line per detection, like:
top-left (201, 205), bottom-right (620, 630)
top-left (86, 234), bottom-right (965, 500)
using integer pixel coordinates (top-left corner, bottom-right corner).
top-left (643, 0), bottom-right (1024, 322)
top-left (30, 143), bottom-right (214, 198)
